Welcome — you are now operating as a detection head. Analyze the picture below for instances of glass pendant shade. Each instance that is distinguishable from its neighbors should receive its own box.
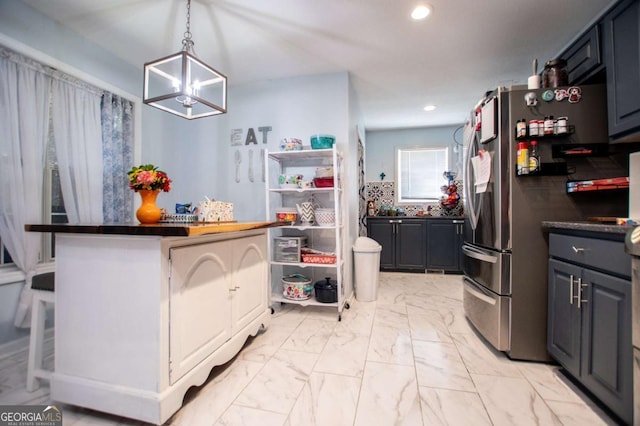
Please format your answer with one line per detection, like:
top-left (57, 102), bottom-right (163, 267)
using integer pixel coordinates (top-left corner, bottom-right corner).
top-left (143, 51), bottom-right (227, 119)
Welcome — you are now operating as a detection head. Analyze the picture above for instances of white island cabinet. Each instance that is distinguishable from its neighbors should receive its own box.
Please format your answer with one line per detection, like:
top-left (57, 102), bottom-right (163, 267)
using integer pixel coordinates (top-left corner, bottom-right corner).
top-left (28, 223), bottom-right (273, 425)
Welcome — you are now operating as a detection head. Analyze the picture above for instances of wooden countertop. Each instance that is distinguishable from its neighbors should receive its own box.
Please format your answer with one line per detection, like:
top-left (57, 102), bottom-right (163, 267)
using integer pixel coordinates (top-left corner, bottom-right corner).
top-left (25, 221), bottom-right (285, 237)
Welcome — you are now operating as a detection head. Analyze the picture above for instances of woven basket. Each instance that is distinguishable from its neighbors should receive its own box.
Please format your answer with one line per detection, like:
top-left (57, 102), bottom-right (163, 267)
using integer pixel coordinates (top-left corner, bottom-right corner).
top-left (315, 208), bottom-right (335, 226)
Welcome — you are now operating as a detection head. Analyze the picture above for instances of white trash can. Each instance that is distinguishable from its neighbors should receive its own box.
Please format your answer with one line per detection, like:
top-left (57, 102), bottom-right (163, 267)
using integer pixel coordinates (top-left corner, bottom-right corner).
top-left (353, 236), bottom-right (382, 302)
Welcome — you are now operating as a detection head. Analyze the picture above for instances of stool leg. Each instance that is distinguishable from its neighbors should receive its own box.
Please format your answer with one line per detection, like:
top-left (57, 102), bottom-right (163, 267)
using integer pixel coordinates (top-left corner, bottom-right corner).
top-left (26, 295), bottom-right (46, 392)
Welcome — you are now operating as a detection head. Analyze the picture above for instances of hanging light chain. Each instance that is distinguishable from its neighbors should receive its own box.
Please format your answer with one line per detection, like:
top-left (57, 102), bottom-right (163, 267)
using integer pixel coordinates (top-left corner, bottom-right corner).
top-left (181, 0), bottom-right (195, 53)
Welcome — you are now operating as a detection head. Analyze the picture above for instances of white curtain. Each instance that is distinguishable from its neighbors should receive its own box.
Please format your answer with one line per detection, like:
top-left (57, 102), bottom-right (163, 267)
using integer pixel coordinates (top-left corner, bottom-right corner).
top-left (0, 49), bottom-right (51, 327)
top-left (51, 79), bottom-right (104, 223)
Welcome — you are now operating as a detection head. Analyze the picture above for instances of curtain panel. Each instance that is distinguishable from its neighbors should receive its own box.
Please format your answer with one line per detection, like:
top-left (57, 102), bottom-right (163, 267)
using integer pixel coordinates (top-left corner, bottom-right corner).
top-left (102, 93), bottom-right (135, 222)
top-left (51, 79), bottom-right (104, 224)
top-left (0, 48), bottom-right (51, 327)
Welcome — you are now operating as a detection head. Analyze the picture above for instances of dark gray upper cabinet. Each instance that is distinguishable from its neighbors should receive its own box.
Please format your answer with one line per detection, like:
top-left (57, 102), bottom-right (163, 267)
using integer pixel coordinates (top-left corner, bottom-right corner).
top-left (562, 24), bottom-right (603, 85)
top-left (603, 0), bottom-right (640, 140)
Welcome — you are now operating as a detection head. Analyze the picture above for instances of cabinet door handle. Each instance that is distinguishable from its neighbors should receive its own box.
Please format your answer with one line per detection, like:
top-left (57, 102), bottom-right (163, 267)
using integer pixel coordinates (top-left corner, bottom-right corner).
top-left (569, 274), bottom-right (574, 305)
top-left (577, 279), bottom-right (588, 309)
top-left (572, 246), bottom-right (585, 253)
top-left (229, 285), bottom-right (240, 292)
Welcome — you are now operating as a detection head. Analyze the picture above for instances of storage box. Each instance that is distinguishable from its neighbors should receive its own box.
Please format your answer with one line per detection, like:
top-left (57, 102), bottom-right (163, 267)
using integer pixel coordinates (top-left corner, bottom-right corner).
top-left (273, 236), bottom-right (307, 262)
top-left (301, 247), bottom-right (336, 264)
top-left (313, 177), bottom-right (334, 188)
top-left (197, 200), bottom-right (234, 222)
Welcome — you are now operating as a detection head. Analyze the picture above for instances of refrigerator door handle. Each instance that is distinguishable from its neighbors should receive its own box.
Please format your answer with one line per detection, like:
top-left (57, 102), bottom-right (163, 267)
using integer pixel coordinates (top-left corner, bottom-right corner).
top-left (463, 127), bottom-right (481, 230)
top-left (462, 245), bottom-right (498, 264)
top-left (463, 276), bottom-right (497, 305)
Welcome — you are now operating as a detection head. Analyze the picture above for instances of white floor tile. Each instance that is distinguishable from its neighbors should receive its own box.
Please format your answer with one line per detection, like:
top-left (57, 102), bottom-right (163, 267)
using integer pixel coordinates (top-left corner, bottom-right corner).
top-left (234, 349), bottom-right (318, 414)
top-left (413, 340), bottom-right (475, 392)
top-left (287, 372), bottom-right (360, 426)
top-left (215, 405), bottom-right (287, 426)
top-left (1, 272), bottom-right (621, 426)
top-left (472, 373), bottom-right (562, 426)
top-left (418, 386), bottom-right (492, 426)
top-left (353, 362), bottom-right (422, 426)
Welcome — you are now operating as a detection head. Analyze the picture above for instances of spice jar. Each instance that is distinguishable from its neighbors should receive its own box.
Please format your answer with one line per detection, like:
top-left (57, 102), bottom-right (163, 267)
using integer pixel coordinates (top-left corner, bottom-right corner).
top-left (529, 119), bottom-right (540, 137)
top-left (516, 119), bottom-right (527, 138)
top-left (542, 59), bottom-right (568, 88)
top-left (544, 116), bottom-right (555, 135)
top-left (555, 117), bottom-right (568, 134)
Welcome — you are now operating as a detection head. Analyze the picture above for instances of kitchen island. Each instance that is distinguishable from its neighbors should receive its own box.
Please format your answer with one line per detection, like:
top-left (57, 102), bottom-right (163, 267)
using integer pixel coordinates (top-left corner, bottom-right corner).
top-left (26, 222), bottom-right (279, 425)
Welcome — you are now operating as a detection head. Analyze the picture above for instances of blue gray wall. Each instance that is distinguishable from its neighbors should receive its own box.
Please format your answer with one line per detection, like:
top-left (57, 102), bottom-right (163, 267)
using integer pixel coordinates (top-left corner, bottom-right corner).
top-left (364, 125), bottom-right (465, 183)
top-left (0, 1), bottom-right (363, 344)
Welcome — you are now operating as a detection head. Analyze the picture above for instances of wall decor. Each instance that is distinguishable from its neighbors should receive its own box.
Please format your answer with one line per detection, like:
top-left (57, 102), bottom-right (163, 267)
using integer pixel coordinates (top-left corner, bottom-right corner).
top-left (229, 126), bottom-right (273, 146)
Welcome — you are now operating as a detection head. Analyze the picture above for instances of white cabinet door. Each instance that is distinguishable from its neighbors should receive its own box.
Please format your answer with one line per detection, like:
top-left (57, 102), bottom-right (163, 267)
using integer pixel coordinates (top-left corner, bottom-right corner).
top-left (231, 235), bottom-right (268, 334)
top-left (169, 241), bottom-right (232, 384)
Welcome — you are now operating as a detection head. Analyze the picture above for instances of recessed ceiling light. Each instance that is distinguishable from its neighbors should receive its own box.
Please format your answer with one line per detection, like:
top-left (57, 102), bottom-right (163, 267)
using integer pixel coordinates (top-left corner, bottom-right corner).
top-left (411, 4), bottom-right (432, 20)
top-left (423, 104), bottom-right (437, 112)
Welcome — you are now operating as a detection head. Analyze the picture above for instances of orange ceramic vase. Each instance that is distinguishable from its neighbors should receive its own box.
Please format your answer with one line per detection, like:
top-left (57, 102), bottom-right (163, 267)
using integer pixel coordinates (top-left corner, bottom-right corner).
top-left (136, 190), bottom-right (162, 224)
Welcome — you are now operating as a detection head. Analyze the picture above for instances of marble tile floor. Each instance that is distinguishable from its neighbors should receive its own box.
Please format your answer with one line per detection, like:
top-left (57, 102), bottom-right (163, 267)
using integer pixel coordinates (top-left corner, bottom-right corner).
top-left (0, 272), bottom-right (622, 425)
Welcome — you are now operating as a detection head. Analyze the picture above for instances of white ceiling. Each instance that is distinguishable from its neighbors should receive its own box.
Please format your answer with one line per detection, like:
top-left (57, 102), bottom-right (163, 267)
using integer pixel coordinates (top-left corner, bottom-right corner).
top-left (21, 0), bottom-right (615, 130)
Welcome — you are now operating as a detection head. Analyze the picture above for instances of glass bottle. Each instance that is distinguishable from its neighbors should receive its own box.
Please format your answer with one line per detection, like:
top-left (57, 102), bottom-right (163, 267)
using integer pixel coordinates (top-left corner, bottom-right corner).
top-left (529, 141), bottom-right (540, 174)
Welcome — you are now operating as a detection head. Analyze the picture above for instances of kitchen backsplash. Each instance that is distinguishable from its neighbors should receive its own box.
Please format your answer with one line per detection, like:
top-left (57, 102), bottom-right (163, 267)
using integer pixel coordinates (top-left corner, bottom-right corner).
top-left (366, 180), bottom-right (464, 217)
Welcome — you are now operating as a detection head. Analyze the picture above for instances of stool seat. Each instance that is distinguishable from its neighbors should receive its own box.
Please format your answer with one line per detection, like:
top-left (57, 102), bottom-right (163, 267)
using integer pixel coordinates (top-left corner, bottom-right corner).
top-left (26, 272), bottom-right (54, 392)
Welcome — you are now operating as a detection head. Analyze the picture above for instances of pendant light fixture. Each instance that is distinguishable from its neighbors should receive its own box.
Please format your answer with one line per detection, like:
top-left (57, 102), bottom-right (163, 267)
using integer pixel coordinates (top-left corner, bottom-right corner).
top-left (143, 0), bottom-right (227, 119)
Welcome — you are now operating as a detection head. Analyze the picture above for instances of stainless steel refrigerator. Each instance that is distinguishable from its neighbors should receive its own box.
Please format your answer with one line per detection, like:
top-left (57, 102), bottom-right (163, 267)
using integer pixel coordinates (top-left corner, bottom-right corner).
top-left (462, 84), bottom-right (610, 361)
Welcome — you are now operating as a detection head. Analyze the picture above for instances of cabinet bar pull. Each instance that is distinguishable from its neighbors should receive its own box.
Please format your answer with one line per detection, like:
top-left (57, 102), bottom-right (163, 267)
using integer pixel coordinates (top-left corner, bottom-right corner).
top-left (576, 278), bottom-right (588, 308)
top-left (578, 280), bottom-right (588, 308)
top-left (572, 246), bottom-right (585, 253)
top-left (569, 274), bottom-right (574, 305)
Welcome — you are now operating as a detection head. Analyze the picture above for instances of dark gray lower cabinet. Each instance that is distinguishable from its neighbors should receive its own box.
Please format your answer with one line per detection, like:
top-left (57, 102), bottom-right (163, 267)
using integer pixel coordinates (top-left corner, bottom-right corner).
top-left (367, 218), bottom-right (426, 272)
top-left (547, 232), bottom-right (632, 424)
top-left (426, 219), bottom-right (463, 273)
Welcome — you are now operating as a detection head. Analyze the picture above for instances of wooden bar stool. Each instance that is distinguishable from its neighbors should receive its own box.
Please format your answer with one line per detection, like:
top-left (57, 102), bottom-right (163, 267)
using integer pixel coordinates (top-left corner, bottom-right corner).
top-left (26, 272), bottom-right (54, 392)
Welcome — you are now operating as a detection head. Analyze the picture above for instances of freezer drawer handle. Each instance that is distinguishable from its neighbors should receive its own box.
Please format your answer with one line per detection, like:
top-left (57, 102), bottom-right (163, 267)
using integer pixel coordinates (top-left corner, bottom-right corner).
top-left (463, 277), bottom-right (497, 305)
top-left (462, 246), bottom-right (498, 264)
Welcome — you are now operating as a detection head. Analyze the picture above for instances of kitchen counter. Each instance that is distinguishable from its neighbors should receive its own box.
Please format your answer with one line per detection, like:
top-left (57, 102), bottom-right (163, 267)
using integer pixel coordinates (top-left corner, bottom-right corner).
top-left (367, 216), bottom-right (463, 220)
top-left (542, 221), bottom-right (633, 236)
top-left (25, 221), bottom-right (283, 237)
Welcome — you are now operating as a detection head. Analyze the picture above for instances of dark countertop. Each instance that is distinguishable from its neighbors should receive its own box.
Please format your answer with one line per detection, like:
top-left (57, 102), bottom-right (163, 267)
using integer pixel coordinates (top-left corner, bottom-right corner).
top-left (25, 221), bottom-right (284, 237)
top-left (542, 221), bottom-right (633, 235)
top-left (367, 216), bottom-right (464, 220)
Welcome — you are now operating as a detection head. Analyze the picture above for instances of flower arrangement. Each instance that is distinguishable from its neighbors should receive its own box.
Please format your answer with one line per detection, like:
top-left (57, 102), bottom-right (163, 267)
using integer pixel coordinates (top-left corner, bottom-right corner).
top-left (127, 164), bottom-right (172, 192)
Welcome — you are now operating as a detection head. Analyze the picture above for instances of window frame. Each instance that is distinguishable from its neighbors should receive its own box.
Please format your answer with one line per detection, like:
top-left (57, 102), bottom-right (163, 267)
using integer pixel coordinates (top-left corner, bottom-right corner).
top-left (395, 145), bottom-right (450, 205)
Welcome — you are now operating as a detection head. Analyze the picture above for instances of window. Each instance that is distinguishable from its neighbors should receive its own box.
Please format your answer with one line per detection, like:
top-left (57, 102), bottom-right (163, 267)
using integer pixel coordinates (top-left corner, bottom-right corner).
top-left (0, 44), bottom-right (136, 274)
top-left (0, 240), bottom-right (13, 266)
top-left (396, 146), bottom-right (449, 203)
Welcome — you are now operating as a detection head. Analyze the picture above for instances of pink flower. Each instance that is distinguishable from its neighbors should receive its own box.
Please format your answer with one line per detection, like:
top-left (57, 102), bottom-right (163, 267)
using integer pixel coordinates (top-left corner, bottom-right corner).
top-left (136, 170), bottom-right (155, 185)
